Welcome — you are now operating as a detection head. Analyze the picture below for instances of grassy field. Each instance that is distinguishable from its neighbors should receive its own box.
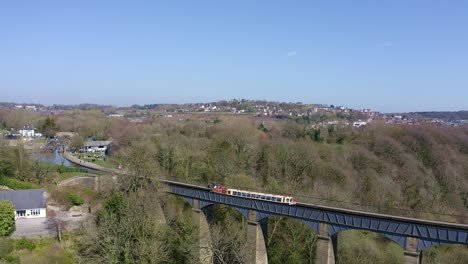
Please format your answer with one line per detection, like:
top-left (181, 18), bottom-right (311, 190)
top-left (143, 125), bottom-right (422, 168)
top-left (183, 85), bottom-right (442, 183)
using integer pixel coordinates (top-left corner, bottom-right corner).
top-left (71, 153), bottom-right (119, 169)
top-left (0, 236), bottom-right (77, 264)
top-left (0, 177), bottom-right (39, 190)
top-left (0, 161), bottom-right (92, 190)
top-left (34, 162), bottom-right (90, 183)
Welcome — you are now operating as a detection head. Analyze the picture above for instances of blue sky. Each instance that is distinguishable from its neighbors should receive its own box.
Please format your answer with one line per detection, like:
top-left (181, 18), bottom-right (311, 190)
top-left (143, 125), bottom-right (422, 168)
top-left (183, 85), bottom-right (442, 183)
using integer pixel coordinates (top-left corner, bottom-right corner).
top-left (1, 1), bottom-right (467, 112)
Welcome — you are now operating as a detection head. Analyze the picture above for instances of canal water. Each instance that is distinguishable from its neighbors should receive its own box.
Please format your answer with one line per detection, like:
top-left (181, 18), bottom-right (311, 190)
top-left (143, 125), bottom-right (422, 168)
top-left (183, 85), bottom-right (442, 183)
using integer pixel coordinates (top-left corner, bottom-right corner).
top-left (31, 150), bottom-right (96, 172)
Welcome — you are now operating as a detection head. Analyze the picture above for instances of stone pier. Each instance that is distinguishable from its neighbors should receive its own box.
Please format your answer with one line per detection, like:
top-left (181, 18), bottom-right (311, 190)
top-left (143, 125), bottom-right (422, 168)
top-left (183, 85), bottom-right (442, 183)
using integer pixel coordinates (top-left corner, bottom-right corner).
top-left (315, 223), bottom-right (336, 264)
top-left (192, 199), bottom-right (213, 264)
top-left (403, 237), bottom-right (420, 264)
top-left (246, 210), bottom-right (268, 264)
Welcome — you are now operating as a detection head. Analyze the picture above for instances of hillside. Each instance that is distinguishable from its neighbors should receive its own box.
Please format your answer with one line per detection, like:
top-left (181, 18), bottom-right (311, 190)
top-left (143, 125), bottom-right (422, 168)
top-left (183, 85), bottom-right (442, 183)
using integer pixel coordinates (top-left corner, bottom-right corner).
top-left (414, 111), bottom-right (468, 121)
top-left (1, 111), bottom-right (468, 263)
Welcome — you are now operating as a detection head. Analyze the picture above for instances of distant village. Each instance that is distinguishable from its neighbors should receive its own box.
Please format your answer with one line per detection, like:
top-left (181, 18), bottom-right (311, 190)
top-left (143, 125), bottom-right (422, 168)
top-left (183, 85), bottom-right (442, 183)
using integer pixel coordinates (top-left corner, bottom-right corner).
top-left (1, 100), bottom-right (467, 129)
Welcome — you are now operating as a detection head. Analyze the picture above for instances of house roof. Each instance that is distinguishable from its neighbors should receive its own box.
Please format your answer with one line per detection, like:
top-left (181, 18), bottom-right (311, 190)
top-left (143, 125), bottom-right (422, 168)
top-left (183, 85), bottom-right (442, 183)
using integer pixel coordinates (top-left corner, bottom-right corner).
top-left (0, 189), bottom-right (46, 210)
top-left (84, 140), bottom-right (112, 147)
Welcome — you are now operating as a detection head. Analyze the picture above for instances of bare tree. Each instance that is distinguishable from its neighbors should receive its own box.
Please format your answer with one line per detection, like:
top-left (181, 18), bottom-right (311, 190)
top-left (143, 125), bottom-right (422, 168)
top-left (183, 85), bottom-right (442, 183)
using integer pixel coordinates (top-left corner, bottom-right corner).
top-left (47, 210), bottom-right (69, 242)
top-left (78, 191), bottom-right (169, 263)
top-left (210, 219), bottom-right (248, 264)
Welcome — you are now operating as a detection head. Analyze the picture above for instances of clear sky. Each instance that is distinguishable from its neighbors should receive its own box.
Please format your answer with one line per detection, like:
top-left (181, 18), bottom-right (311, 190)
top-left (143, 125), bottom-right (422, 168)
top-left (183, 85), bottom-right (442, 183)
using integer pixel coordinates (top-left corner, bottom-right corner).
top-left (1, 1), bottom-right (467, 112)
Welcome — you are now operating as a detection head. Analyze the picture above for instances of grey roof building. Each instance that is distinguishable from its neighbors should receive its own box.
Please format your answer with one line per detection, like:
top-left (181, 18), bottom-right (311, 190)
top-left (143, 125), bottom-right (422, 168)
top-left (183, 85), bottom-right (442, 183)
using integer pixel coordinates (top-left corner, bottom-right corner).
top-left (0, 189), bottom-right (46, 210)
top-left (84, 140), bottom-right (112, 148)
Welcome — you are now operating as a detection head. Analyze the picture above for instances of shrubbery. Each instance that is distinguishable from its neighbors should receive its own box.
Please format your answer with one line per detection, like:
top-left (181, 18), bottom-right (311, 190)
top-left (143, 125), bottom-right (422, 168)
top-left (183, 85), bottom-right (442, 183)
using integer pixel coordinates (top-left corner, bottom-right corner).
top-left (56, 166), bottom-right (87, 174)
top-left (14, 238), bottom-right (36, 251)
top-left (0, 176), bottom-right (38, 190)
top-left (0, 201), bottom-right (15, 237)
top-left (66, 193), bottom-right (85, 206)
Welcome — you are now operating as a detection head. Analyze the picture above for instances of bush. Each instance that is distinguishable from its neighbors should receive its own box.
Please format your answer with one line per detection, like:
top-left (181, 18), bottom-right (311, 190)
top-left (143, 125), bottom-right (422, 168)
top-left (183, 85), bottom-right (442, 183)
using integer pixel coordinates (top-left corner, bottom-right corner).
top-left (66, 193), bottom-right (85, 206)
top-left (104, 192), bottom-right (124, 214)
top-left (0, 201), bottom-right (15, 237)
top-left (0, 177), bottom-right (38, 190)
top-left (14, 238), bottom-right (35, 251)
top-left (57, 166), bottom-right (87, 174)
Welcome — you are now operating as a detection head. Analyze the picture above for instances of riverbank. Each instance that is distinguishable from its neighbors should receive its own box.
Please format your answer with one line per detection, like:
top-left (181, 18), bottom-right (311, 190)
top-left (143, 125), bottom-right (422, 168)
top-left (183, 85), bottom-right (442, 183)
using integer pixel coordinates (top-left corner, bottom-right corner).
top-left (63, 151), bottom-right (120, 174)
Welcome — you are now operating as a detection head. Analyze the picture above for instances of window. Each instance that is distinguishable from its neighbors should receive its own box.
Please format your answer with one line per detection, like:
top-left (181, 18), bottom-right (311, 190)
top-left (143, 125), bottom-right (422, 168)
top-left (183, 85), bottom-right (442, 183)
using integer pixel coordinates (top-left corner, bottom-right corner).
top-left (256, 195), bottom-right (260, 199)
top-left (16, 210), bottom-right (26, 217)
top-left (276, 198), bottom-right (282, 202)
top-left (261, 196), bottom-right (265, 200)
top-left (31, 209), bottom-right (41, 216)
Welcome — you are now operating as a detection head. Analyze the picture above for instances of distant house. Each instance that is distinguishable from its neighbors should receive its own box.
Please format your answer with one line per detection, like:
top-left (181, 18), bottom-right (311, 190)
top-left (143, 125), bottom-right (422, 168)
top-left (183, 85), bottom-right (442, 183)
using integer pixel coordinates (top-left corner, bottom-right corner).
top-left (108, 114), bottom-right (124, 118)
top-left (0, 189), bottom-right (46, 219)
top-left (18, 126), bottom-right (42, 138)
top-left (19, 127), bottom-right (35, 137)
top-left (353, 121), bottom-right (367, 128)
top-left (84, 140), bottom-right (112, 154)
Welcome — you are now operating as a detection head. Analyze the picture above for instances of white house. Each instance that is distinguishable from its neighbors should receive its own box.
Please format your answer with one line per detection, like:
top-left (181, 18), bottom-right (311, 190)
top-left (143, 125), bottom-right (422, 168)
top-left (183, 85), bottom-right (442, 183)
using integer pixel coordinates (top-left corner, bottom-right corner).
top-left (25, 105), bottom-right (36, 110)
top-left (353, 121), bottom-right (367, 128)
top-left (19, 127), bottom-right (35, 137)
top-left (108, 114), bottom-right (124, 118)
top-left (18, 126), bottom-right (42, 138)
top-left (0, 189), bottom-right (47, 219)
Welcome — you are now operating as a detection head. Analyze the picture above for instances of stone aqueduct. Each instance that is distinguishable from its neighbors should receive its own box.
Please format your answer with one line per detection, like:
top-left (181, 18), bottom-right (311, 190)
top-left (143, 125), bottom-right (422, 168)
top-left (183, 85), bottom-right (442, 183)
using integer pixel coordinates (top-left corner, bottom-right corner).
top-left (58, 175), bottom-right (468, 264)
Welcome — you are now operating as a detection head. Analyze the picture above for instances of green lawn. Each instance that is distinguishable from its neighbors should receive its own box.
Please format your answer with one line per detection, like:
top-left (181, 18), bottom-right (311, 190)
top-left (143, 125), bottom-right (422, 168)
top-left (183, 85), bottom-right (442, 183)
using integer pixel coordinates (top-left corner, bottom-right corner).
top-left (71, 153), bottom-right (119, 169)
top-left (0, 161), bottom-right (86, 190)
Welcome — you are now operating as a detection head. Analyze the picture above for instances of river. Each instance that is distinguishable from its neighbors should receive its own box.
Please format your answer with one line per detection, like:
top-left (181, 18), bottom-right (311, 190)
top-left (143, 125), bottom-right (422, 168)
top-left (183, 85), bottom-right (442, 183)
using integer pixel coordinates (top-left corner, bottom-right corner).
top-left (31, 150), bottom-right (97, 172)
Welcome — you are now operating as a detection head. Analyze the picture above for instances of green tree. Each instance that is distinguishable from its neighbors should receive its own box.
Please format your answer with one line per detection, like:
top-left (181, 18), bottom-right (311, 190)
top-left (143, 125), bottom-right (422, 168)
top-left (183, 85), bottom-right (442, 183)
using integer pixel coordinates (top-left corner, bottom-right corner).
top-left (39, 116), bottom-right (58, 137)
top-left (258, 123), bottom-right (268, 132)
top-left (308, 128), bottom-right (322, 142)
top-left (0, 200), bottom-right (15, 236)
top-left (157, 143), bottom-right (175, 175)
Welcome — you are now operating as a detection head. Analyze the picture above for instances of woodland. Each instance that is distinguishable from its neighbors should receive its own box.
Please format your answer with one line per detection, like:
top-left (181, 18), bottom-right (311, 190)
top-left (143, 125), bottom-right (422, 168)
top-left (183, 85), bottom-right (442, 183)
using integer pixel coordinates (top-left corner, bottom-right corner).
top-left (0, 108), bottom-right (467, 263)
